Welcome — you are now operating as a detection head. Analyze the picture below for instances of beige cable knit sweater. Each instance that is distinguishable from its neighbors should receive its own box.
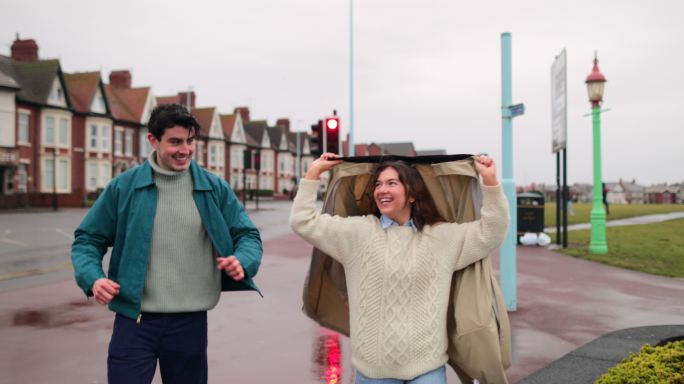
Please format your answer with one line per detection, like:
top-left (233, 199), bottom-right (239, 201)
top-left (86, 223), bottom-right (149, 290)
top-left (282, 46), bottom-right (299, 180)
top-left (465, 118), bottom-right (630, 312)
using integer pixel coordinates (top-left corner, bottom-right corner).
top-left (290, 178), bottom-right (509, 380)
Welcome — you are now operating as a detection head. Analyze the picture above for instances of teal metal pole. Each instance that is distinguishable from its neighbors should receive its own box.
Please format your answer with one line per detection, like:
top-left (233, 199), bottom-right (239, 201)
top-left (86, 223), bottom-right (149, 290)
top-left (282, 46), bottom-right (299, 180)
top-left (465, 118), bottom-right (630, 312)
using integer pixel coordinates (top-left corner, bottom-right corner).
top-left (500, 32), bottom-right (517, 311)
top-left (589, 106), bottom-right (608, 253)
top-left (348, 0), bottom-right (355, 156)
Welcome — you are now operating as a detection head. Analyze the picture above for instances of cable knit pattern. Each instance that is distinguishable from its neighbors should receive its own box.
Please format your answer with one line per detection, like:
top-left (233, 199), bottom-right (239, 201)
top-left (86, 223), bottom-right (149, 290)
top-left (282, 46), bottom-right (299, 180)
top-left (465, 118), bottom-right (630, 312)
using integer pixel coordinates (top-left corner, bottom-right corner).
top-left (290, 178), bottom-right (509, 380)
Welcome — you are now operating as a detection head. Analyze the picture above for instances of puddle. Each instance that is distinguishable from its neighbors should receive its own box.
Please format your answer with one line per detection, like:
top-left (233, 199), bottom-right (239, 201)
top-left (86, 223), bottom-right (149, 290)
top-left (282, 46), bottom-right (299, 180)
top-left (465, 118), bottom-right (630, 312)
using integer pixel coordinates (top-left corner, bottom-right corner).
top-left (312, 331), bottom-right (343, 384)
top-left (12, 302), bottom-right (92, 328)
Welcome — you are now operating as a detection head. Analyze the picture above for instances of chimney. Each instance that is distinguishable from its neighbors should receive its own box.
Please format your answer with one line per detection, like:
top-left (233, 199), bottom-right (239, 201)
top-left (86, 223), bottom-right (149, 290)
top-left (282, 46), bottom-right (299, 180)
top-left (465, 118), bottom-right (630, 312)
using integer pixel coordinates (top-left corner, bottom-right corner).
top-left (276, 118), bottom-right (290, 132)
top-left (177, 91), bottom-right (196, 108)
top-left (235, 107), bottom-right (250, 123)
top-left (109, 70), bottom-right (132, 89)
top-left (11, 36), bottom-right (39, 62)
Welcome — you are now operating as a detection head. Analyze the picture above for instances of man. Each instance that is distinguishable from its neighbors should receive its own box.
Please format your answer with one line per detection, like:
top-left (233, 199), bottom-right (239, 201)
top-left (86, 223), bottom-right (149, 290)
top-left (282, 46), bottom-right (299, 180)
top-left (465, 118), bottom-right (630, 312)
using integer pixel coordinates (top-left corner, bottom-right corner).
top-left (71, 103), bottom-right (262, 383)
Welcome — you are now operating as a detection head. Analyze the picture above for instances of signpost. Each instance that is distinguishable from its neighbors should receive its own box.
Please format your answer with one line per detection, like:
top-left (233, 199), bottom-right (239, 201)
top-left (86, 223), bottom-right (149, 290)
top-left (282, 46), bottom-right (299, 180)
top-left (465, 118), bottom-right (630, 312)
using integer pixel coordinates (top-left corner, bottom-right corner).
top-left (551, 49), bottom-right (568, 248)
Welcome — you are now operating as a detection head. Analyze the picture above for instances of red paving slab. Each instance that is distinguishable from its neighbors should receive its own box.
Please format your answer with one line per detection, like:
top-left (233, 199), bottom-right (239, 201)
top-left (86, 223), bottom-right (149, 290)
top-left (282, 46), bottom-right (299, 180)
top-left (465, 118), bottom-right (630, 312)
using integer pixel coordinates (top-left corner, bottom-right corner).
top-left (1, 233), bottom-right (683, 383)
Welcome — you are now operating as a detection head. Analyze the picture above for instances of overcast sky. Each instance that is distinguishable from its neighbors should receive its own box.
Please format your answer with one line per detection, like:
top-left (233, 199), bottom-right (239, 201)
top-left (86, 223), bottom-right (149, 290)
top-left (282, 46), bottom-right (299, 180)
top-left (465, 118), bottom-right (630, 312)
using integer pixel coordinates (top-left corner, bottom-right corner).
top-left (2, 0), bottom-right (683, 185)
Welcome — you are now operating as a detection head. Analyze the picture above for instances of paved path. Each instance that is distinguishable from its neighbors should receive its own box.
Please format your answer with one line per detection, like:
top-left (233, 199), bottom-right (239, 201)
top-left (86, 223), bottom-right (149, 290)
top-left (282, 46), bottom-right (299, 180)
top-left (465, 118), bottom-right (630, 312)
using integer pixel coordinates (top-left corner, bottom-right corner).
top-left (544, 211), bottom-right (684, 233)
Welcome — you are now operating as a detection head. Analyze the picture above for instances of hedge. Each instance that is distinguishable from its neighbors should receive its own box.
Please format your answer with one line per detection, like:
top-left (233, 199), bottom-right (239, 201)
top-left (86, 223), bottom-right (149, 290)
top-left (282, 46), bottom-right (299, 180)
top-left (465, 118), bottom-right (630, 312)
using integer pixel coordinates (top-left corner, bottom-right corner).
top-left (595, 339), bottom-right (684, 383)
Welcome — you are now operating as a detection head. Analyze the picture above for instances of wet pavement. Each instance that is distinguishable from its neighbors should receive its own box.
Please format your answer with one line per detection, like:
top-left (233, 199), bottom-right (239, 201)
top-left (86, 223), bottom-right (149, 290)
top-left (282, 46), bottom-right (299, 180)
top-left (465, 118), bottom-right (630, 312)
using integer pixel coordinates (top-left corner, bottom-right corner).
top-left (1, 202), bottom-right (683, 383)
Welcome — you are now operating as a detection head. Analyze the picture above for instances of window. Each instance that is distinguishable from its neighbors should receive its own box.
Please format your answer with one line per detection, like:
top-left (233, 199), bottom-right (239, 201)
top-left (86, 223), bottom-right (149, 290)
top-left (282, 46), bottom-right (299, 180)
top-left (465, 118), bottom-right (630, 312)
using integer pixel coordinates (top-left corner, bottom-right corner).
top-left (18, 113), bottom-right (29, 143)
top-left (101, 126), bottom-right (110, 151)
top-left (114, 129), bottom-right (123, 155)
top-left (231, 147), bottom-right (241, 169)
top-left (125, 130), bottom-right (133, 156)
top-left (43, 158), bottom-right (55, 191)
top-left (196, 141), bottom-right (204, 165)
top-left (87, 163), bottom-right (98, 191)
top-left (140, 130), bottom-right (152, 158)
top-left (90, 125), bottom-right (98, 149)
top-left (58, 159), bottom-right (68, 190)
top-left (99, 163), bottom-right (110, 187)
top-left (58, 118), bottom-right (68, 146)
top-left (17, 164), bottom-right (28, 192)
top-left (210, 145), bottom-right (216, 165)
top-left (45, 116), bottom-right (55, 145)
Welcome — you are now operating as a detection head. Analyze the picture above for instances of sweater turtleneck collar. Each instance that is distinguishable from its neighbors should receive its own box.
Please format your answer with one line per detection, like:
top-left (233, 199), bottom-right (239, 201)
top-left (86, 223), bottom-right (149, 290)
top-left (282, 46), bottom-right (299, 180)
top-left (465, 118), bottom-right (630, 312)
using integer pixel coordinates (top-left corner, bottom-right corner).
top-left (148, 150), bottom-right (189, 177)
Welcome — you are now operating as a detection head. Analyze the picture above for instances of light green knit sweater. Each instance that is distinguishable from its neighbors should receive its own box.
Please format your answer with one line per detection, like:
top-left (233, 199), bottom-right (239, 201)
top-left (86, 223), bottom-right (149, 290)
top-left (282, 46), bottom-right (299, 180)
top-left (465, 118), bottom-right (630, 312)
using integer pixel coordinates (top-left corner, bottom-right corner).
top-left (140, 151), bottom-right (221, 312)
top-left (290, 178), bottom-right (509, 380)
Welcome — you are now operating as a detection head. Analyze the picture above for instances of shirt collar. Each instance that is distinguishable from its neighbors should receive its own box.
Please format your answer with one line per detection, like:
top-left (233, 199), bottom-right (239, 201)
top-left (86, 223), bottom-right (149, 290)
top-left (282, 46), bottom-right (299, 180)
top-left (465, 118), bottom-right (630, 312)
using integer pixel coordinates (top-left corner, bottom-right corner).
top-left (380, 214), bottom-right (417, 232)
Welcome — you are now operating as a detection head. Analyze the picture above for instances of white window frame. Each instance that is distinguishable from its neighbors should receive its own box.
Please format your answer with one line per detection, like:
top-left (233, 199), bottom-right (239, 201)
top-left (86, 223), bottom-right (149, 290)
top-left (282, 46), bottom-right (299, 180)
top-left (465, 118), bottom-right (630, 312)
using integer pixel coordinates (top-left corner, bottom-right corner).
top-left (124, 130), bottom-right (133, 156)
top-left (17, 162), bottom-right (29, 192)
top-left (18, 111), bottom-right (30, 145)
top-left (196, 141), bottom-right (204, 165)
top-left (58, 117), bottom-right (69, 147)
top-left (88, 124), bottom-right (98, 150)
top-left (41, 156), bottom-right (71, 193)
top-left (44, 116), bottom-right (55, 145)
top-left (87, 162), bottom-right (98, 191)
top-left (114, 128), bottom-right (123, 156)
top-left (101, 125), bottom-right (110, 152)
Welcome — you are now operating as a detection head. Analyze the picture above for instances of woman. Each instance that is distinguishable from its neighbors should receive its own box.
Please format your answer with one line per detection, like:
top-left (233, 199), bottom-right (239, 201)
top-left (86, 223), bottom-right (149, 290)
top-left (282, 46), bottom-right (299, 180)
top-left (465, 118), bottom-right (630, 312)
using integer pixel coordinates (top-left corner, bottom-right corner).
top-left (290, 153), bottom-right (510, 384)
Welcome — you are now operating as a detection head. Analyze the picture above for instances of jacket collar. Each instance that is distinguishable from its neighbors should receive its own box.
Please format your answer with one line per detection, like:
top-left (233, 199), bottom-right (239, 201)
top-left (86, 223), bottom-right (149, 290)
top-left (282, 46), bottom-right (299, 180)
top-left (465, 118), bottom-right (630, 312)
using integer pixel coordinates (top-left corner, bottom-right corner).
top-left (133, 158), bottom-right (212, 191)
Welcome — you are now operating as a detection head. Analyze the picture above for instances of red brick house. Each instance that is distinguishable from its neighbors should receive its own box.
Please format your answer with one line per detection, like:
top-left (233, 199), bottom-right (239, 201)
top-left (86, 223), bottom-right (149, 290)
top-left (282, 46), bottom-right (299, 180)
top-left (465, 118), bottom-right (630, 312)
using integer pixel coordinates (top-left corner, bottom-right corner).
top-left (64, 71), bottom-right (114, 201)
top-left (221, 113), bottom-right (251, 190)
top-left (105, 70), bottom-right (156, 176)
top-left (192, 107), bottom-right (225, 178)
top-left (0, 37), bottom-right (78, 207)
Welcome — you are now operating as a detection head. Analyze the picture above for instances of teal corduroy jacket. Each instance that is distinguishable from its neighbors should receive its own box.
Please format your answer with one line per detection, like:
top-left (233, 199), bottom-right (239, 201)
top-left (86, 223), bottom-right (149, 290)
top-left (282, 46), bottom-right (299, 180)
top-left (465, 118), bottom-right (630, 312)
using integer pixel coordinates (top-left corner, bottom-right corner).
top-left (71, 160), bottom-right (262, 319)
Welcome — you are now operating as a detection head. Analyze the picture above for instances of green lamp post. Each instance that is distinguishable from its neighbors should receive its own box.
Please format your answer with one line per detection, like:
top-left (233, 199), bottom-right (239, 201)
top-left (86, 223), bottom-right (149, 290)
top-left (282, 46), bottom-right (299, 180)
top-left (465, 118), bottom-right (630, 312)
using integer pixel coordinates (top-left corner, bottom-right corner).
top-left (586, 54), bottom-right (608, 254)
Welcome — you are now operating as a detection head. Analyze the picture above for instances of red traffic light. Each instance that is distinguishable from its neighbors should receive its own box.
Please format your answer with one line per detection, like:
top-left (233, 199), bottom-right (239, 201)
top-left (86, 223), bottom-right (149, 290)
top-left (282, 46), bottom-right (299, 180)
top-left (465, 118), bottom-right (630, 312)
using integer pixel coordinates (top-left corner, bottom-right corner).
top-left (325, 117), bottom-right (339, 130)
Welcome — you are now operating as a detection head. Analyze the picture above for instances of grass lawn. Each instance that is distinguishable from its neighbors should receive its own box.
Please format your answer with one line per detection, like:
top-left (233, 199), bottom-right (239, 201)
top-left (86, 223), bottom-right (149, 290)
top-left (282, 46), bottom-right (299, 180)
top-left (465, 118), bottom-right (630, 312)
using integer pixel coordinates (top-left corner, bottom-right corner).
top-left (544, 202), bottom-right (684, 227)
top-left (550, 218), bottom-right (684, 278)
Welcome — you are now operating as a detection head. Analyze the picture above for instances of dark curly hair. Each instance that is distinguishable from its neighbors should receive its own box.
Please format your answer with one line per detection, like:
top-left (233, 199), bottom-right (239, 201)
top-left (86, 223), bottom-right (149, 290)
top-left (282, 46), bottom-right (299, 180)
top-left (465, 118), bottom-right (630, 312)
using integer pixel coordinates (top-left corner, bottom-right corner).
top-left (370, 161), bottom-right (445, 231)
top-left (147, 103), bottom-right (200, 140)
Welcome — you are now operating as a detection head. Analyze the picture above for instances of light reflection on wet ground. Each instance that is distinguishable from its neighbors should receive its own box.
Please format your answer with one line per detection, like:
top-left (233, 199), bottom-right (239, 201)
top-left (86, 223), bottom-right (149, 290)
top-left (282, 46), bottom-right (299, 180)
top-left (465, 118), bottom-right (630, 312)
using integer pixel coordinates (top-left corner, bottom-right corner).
top-left (312, 330), bottom-right (343, 384)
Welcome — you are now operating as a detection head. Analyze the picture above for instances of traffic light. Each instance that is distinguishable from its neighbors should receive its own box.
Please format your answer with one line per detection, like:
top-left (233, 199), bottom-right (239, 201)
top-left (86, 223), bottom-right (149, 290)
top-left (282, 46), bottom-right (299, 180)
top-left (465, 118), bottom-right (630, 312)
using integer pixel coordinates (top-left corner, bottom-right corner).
top-left (324, 116), bottom-right (340, 155)
top-left (310, 121), bottom-right (323, 157)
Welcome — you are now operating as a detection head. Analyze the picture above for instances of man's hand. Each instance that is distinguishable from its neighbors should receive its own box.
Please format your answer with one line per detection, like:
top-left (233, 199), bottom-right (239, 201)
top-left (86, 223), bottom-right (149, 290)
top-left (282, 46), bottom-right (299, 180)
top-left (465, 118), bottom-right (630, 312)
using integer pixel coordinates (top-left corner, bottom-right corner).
top-left (474, 155), bottom-right (499, 186)
top-left (217, 256), bottom-right (245, 281)
top-left (92, 278), bottom-right (120, 305)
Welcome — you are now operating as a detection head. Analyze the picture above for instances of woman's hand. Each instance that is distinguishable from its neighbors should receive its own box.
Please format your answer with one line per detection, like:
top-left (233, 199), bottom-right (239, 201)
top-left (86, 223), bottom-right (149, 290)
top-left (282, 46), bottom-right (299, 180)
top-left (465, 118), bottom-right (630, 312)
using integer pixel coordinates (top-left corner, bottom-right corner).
top-left (474, 155), bottom-right (499, 186)
top-left (305, 153), bottom-right (343, 180)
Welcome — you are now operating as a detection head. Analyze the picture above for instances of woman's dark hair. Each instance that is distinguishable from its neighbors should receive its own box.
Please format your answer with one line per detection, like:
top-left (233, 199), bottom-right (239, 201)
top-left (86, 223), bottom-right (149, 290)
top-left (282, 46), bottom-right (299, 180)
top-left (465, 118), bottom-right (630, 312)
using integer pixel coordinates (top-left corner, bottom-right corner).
top-left (369, 161), bottom-right (445, 231)
top-left (147, 103), bottom-right (200, 140)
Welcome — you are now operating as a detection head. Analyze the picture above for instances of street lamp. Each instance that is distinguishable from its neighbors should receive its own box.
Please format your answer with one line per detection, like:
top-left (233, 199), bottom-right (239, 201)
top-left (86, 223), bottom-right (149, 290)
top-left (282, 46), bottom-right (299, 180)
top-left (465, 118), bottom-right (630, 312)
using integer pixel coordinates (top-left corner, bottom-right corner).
top-left (585, 53), bottom-right (608, 254)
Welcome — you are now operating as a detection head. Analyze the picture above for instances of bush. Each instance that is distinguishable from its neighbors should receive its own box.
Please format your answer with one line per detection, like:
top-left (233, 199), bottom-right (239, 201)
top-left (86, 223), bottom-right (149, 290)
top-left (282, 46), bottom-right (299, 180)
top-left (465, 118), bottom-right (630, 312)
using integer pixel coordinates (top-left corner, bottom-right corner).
top-left (595, 339), bottom-right (684, 384)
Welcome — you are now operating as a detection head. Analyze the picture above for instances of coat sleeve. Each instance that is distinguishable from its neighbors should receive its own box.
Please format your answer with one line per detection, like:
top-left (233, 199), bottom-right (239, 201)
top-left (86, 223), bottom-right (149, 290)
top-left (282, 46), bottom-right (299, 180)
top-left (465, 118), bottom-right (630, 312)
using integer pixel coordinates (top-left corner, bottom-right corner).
top-left (71, 182), bottom-right (118, 296)
top-left (220, 180), bottom-right (262, 279)
top-left (438, 184), bottom-right (510, 271)
top-left (289, 178), bottom-right (373, 265)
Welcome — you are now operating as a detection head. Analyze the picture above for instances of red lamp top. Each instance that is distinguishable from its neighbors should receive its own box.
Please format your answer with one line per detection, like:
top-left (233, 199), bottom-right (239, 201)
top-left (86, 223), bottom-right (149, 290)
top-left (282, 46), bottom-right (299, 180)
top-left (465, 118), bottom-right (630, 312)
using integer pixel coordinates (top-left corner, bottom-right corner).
top-left (585, 56), bottom-right (606, 84)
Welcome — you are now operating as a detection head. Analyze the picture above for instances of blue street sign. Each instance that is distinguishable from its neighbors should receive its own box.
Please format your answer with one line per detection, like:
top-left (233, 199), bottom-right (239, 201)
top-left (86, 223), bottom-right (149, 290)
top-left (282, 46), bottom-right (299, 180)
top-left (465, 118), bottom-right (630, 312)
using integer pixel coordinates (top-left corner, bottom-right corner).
top-left (509, 103), bottom-right (525, 117)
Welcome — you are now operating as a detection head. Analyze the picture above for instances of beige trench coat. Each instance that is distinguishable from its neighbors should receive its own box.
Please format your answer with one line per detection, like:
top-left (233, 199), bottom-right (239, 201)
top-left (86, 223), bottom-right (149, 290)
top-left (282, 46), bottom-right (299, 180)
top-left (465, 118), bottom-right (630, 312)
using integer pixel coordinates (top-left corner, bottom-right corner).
top-left (301, 155), bottom-right (512, 383)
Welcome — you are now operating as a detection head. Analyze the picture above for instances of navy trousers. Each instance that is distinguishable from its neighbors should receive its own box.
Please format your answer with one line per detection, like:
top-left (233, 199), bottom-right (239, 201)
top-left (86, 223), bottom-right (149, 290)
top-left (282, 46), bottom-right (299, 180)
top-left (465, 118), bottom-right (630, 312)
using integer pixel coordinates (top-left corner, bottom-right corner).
top-left (108, 311), bottom-right (208, 384)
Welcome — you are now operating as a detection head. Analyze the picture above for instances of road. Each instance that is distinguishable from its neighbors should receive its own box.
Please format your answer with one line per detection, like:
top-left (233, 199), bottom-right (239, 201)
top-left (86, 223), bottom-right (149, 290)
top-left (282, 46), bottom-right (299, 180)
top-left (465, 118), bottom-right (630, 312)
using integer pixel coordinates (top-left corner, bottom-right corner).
top-left (0, 201), bottom-right (362, 384)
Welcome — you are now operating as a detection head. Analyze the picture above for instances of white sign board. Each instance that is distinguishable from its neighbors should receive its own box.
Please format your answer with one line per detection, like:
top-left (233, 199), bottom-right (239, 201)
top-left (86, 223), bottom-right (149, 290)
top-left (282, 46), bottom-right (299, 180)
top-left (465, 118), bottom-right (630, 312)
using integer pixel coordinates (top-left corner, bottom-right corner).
top-left (551, 49), bottom-right (567, 153)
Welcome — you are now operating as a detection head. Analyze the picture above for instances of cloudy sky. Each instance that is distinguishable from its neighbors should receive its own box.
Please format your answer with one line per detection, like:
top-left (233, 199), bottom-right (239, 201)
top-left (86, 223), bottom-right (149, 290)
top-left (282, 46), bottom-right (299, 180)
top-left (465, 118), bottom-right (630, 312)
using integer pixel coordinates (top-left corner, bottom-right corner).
top-left (2, 0), bottom-right (683, 185)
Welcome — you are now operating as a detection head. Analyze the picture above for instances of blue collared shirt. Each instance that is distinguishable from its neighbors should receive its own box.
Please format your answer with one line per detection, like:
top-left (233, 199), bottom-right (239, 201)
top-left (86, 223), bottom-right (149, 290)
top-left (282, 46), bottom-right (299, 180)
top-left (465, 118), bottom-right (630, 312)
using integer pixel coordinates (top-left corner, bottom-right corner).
top-left (380, 215), bottom-right (417, 233)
